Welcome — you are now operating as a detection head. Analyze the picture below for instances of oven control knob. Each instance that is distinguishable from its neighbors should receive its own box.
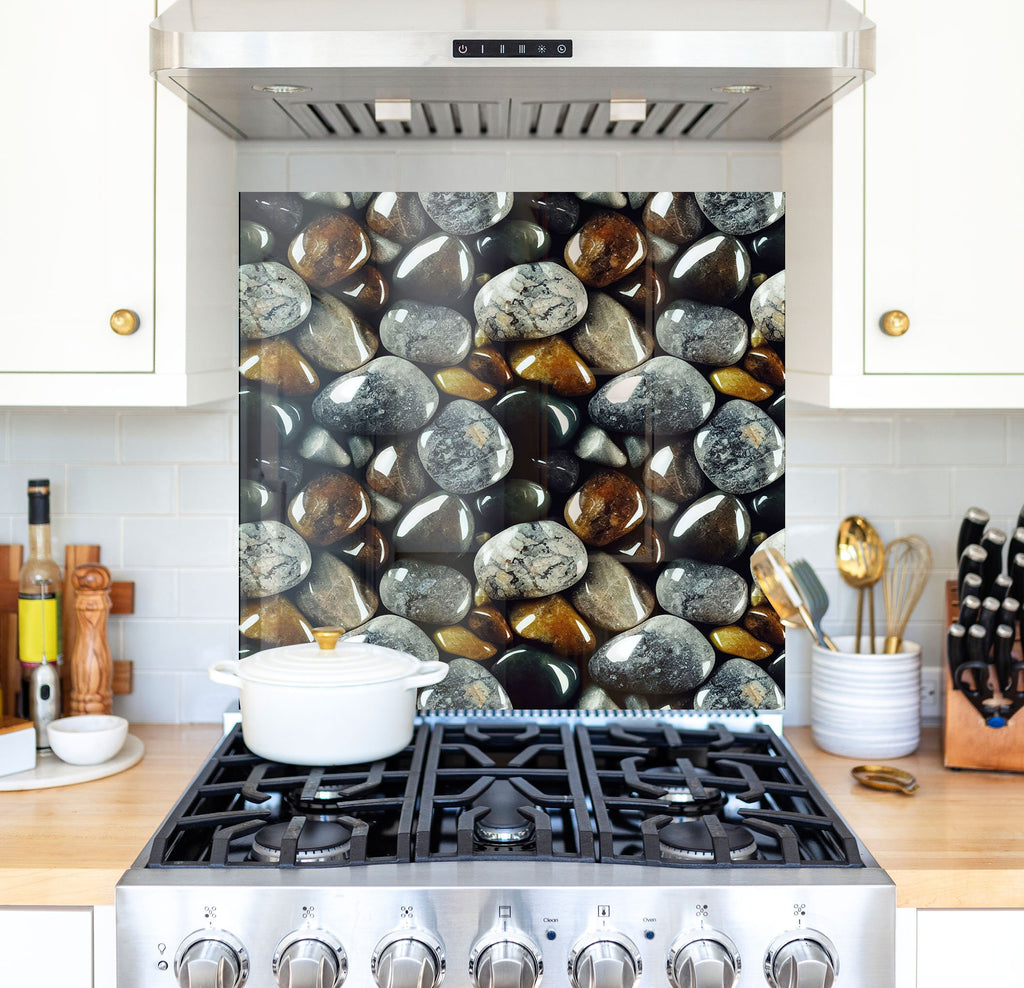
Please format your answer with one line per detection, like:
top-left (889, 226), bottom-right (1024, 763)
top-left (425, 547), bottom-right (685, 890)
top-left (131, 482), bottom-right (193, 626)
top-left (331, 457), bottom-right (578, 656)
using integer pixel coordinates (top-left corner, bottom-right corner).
top-left (668, 933), bottom-right (740, 988)
top-left (764, 931), bottom-right (838, 988)
top-left (372, 932), bottom-right (445, 988)
top-left (568, 935), bottom-right (641, 988)
top-left (274, 932), bottom-right (347, 988)
top-left (175, 930), bottom-right (248, 988)
top-left (471, 936), bottom-right (543, 988)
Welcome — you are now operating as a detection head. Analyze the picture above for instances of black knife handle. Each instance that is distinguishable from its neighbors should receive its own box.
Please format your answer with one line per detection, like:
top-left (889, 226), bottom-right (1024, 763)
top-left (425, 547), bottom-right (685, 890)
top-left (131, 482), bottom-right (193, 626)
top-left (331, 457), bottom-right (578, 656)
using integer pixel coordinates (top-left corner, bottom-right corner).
top-left (1008, 527), bottom-right (1024, 568)
top-left (947, 623), bottom-right (966, 688)
top-left (989, 573), bottom-right (1014, 603)
top-left (977, 596), bottom-right (1002, 648)
top-left (1016, 503), bottom-right (1024, 534)
top-left (958, 545), bottom-right (988, 598)
top-left (1011, 552), bottom-right (1024, 606)
top-left (965, 624), bottom-right (993, 697)
top-left (998, 596), bottom-right (1020, 633)
top-left (980, 529), bottom-right (1008, 587)
top-left (957, 506), bottom-right (990, 561)
top-left (957, 594), bottom-right (982, 628)
top-left (994, 624), bottom-right (1016, 695)
top-left (960, 572), bottom-right (984, 604)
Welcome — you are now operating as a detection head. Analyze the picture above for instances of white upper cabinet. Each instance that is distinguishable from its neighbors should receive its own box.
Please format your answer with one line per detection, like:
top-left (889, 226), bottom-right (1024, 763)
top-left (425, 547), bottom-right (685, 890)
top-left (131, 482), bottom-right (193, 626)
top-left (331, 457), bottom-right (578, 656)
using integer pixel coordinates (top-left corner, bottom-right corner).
top-left (0, 0), bottom-right (236, 406)
top-left (785, 0), bottom-right (1024, 407)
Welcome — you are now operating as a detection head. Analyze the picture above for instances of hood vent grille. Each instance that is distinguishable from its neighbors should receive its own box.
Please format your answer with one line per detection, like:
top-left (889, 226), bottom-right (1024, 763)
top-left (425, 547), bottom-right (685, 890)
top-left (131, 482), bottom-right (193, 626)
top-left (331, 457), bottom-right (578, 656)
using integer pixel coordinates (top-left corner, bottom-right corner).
top-left (281, 98), bottom-right (736, 140)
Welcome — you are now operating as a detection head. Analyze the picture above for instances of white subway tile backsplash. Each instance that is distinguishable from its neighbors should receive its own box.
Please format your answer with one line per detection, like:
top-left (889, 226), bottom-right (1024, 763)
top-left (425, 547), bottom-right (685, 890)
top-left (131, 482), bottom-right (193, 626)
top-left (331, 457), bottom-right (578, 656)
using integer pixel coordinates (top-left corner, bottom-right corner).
top-left (180, 465), bottom-right (238, 515)
top-left (116, 568), bottom-right (179, 619)
top-left (898, 414), bottom-right (1006, 466)
top-left (784, 468), bottom-right (840, 518)
top-left (842, 468), bottom-right (951, 518)
top-left (122, 619), bottom-right (236, 671)
top-left (10, 412), bottom-right (117, 463)
top-left (0, 464), bottom-right (67, 514)
top-left (786, 413), bottom-right (893, 466)
top-left (120, 412), bottom-right (230, 463)
top-left (68, 465), bottom-right (176, 515)
top-left (950, 467), bottom-right (1024, 521)
top-left (23, 516), bottom-right (125, 568)
top-left (178, 569), bottom-right (238, 620)
top-left (123, 517), bottom-right (235, 568)
top-left (179, 672), bottom-right (239, 723)
top-left (113, 671), bottom-right (181, 724)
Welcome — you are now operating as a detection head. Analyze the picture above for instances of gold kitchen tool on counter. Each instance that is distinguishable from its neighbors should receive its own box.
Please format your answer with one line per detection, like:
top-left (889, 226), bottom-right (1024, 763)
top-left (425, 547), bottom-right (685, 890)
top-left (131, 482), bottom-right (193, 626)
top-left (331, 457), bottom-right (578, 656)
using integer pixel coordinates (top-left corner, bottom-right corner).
top-left (851, 764), bottom-right (919, 795)
top-left (836, 516), bottom-right (885, 652)
top-left (882, 535), bottom-right (932, 653)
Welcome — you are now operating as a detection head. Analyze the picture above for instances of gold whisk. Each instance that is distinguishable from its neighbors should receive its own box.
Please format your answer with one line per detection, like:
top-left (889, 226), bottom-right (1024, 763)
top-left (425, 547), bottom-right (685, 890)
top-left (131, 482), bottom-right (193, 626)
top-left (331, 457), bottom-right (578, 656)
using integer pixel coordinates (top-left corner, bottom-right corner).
top-left (882, 535), bottom-right (933, 654)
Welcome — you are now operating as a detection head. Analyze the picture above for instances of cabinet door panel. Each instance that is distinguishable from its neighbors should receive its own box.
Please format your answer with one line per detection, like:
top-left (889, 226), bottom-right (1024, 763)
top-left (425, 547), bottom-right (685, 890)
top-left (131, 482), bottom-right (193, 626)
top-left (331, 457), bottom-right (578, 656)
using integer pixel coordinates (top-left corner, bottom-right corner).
top-left (863, 0), bottom-right (1024, 376)
top-left (0, 907), bottom-right (93, 987)
top-left (1, 0), bottom-right (154, 373)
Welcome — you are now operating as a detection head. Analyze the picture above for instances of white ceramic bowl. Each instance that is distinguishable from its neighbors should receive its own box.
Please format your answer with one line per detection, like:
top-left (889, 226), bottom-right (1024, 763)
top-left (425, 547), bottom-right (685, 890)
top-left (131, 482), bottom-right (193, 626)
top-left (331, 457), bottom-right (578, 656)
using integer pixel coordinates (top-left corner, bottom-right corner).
top-left (47, 715), bottom-right (129, 765)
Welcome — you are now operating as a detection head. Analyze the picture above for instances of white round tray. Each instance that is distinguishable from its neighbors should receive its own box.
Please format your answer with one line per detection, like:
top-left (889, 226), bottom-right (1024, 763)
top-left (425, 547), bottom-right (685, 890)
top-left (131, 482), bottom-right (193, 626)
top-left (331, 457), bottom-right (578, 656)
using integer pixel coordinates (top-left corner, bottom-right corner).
top-left (0, 733), bottom-right (144, 791)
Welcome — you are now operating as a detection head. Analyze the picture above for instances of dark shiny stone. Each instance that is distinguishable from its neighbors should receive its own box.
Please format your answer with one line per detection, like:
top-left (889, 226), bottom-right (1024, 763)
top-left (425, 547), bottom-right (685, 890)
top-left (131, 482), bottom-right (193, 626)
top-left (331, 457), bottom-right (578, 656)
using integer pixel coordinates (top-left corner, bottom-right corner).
top-left (570, 552), bottom-right (656, 632)
top-left (564, 470), bottom-right (647, 547)
top-left (239, 479), bottom-right (277, 523)
top-left (475, 480), bottom-right (550, 528)
top-left (294, 293), bottom-right (377, 373)
top-left (287, 471), bottom-right (372, 547)
top-left (365, 440), bottom-right (430, 503)
top-left (466, 605), bottom-right (514, 647)
top-left (564, 212), bottom-right (648, 288)
top-left (393, 493), bottom-right (475, 554)
top-left (365, 192), bottom-right (431, 244)
top-left (642, 192), bottom-right (705, 245)
top-left (328, 265), bottom-right (390, 314)
top-left (570, 292), bottom-right (654, 374)
top-left (744, 605), bottom-right (786, 648)
top-left (247, 451), bottom-right (304, 506)
top-left (643, 441), bottom-right (706, 503)
top-left (529, 193), bottom-right (580, 235)
top-left (748, 219), bottom-right (785, 272)
top-left (605, 526), bottom-right (666, 568)
top-left (749, 480), bottom-right (785, 530)
top-left (392, 233), bottom-right (475, 303)
top-left (239, 221), bottom-right (274, 264)
top-left (294, 552), bottom-right (379, 629)
top-left (491, 647), bottom-right (580, 708)
top-left (418, 658), bottom-right (512, 711)
top-left (606, 268), bottom-right (666, 318)
top-left (467, 347), bottom-right (514, 389)
top-left (379, 299), bottom-right (472, 366)
top-left (766, 652), bottom-right (786, 689)
top-left (656, 559), bottom-right (748, 625)
top-left (288, 212), bottom-right (372, 288)
top-left (693, 658), bottom-right (783, 710)
top-left (379, 559), bottom-right (472, 625)
top-left (668, 233), bottom-right (751, 305)
top-left (475, 220), bottom-right (551, 266)
top-left (742, 345), bottom-right (785, 386)
top-left (334, 525), bottom-right (390, 573)
top-left (656, 300), bottom-right (748, 366)
top-left (240, 387), bottom-right (303, 447)
top-left (588, 614), bottom-right (714, 694)
top-left (765, 391), bottom-right (785, 428)
top-left (417, 400), bottom-right (513, 494)
top-left (512, 451), bottom-right (580, 494)
top-left (492, 386), bottom-right (581, 451)
top-left (694, 399), bottom-right (785, 494)
top-left (240, 192), bottom-right (304, 238)
top-left (695, 192), bottom-right (785, 236)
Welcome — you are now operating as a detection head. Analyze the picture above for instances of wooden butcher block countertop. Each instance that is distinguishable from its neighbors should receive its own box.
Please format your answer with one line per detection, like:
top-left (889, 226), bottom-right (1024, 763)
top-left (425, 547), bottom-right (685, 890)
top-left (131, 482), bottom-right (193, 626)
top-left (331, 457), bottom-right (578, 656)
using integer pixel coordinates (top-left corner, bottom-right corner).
top-left (1, 725), bottom-right (1021, 909)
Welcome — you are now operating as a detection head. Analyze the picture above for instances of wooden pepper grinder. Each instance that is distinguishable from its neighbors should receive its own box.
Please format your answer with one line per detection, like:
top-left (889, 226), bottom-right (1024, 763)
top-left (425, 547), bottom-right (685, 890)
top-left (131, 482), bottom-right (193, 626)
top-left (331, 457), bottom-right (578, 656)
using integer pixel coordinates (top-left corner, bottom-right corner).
top-left (69, 564), bottom-right (113, 715)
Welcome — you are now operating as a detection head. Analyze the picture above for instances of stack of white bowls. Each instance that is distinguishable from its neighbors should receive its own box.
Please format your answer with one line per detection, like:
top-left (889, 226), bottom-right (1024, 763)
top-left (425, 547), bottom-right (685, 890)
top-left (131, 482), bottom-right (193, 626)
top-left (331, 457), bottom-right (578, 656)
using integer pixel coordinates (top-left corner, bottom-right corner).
top-left (810, 635), bottom-right (921, 759)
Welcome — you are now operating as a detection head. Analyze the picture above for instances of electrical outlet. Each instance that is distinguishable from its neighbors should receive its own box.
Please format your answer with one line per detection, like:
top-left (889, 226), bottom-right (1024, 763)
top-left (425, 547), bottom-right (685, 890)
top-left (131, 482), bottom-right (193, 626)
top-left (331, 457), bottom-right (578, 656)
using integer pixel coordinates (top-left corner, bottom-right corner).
top-left (920, 667), bottom-right (942, 720)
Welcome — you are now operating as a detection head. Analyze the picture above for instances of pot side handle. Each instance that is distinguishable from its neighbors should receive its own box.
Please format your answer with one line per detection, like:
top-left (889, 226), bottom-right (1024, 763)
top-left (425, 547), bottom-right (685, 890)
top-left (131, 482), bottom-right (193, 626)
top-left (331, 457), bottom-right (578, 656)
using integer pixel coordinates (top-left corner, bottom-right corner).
top-left (208, 660), bottom-right (243, 689)
top-left (405, 660), bottom-right (449, 690)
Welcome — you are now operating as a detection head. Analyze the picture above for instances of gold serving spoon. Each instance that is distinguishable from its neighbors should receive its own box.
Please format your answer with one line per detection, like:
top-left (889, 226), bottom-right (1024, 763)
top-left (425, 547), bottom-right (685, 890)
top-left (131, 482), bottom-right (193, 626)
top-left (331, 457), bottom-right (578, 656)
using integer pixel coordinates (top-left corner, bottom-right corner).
top-left (751, 547), bottom-right (838, 650)
top-left (836, 516), bottom-right (886, 653)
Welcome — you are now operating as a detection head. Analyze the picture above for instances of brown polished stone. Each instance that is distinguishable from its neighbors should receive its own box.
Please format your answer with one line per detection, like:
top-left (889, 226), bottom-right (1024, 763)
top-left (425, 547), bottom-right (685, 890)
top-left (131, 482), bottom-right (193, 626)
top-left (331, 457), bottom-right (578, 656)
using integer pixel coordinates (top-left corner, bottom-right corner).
top-left (509, 595), bottom-right (596, 658)
top-left (742, 345), bottom-right (786, 387)
top-left (433, 367), bottom-right (498, 401)
top-left (295, 292), bottom-right (378, 373)
top-left (334, 524), bottom-right (390, 572)
top-left (710, 625), bottom-right (774, 661)
top-left (465, 604), bottom-right (514, 647)
top-left (288, 212), bottom-right (372, 288)
top-left (743, 604), bottom-right (786, 647)
top-left (287, 471), bottom-right (372, 546)
top-left (509, 337), bottom-right (596, 397)
top-left (564, 212), bottom-right (648, 288)
top-left (365, 440), bottom-right (430, 503)
top-left (564, 470), bottom-right (647, 546)
top-left (643, 440), bottom-right (706, 503)
top-left (570, 552), bottom-right (655, 632)
top-left (365, 192), bottom-right (431, 244)
top-left (468, 346), bottom-right (514, 388)
top-left (642, 192), bottom-right (705, 245)
top-left (570, 292), bottom-right (654, 374)
top-left (606, 267), bottom-right (666, 317)
top-left (328, 264), bottom-right (390, 314)
top-left (606, 526), bottom-right (666, 568)
top-left (709, 366), bottom-right (775, 402)
top-left (239, 595), bottom-right (313, 646)
top-left (239, 338), bottom-right (320, 395)
top-left (433, 625), bottom-right (497, 661)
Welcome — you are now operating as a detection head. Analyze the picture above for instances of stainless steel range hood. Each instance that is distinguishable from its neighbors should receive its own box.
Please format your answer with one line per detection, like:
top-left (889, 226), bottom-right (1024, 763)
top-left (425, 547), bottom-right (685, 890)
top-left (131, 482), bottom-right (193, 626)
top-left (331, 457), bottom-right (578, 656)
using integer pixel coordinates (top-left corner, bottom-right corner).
top-left (151, 0), bottom-right (873, 142)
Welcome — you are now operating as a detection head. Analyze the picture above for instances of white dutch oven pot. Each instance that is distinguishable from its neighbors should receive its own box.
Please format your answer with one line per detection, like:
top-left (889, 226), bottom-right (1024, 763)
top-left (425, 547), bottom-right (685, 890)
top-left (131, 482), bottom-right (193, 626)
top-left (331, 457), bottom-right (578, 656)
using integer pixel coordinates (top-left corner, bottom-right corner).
top-left (209, 628), bottom-right (447, 765)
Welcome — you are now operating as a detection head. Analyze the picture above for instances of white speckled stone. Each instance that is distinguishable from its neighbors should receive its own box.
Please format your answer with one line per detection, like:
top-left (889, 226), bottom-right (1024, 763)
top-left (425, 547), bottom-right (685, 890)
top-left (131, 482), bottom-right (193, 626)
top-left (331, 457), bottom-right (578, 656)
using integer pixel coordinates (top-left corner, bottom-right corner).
top-left (474, 520), bottom-right (588, 600)
top-left (238, 520), bottom-right (311, 598)
top-left (474, 261), bottom-right (588, 341)
top-left (239, 262), bottom-right (312, 339)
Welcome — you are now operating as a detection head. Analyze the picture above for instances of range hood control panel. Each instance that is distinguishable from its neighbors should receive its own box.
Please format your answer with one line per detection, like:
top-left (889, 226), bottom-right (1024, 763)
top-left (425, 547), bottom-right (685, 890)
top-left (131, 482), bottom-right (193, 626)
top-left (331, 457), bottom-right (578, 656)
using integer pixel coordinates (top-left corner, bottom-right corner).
top-left (452, 40), bottom-right (573, 58)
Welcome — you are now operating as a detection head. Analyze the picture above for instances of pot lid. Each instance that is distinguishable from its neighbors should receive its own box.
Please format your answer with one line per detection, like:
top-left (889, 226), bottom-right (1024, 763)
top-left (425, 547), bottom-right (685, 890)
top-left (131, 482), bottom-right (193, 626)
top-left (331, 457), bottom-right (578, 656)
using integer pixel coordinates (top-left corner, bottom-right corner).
top-left (236, 637), bottom-right (423, 687)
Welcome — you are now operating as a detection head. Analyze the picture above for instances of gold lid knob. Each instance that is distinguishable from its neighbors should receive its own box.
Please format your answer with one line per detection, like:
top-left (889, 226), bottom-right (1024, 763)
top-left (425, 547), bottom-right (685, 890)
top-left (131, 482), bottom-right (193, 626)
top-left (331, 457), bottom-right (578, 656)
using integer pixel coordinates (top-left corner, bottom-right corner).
top-left (110, 309), bottom-right (140, 336)
top-left (880, 310), bottom-right (910, 336)
top-left (311, 627), bottom-right (344, 650)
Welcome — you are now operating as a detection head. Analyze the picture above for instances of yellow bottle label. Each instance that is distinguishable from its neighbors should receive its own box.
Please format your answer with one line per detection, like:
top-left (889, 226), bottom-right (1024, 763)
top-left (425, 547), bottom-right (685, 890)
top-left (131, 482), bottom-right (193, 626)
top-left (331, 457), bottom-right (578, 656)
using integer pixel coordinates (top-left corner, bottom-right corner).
top-left (18, 595), bottom-right (62, 666)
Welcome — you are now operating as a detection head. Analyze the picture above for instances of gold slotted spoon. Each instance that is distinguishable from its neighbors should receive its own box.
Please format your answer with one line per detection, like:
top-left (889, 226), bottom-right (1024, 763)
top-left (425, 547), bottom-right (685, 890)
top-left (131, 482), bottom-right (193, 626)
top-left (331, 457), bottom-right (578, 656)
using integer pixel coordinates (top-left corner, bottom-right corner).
top-left (836, 516), bottom-right (885, 653)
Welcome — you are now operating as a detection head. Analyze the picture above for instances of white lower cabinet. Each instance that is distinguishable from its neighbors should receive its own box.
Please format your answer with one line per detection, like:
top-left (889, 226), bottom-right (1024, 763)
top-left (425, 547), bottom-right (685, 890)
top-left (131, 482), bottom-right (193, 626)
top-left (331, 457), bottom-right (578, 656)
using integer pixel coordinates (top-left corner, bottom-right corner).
top-left (0, 906), bottom-right (94, 987)
top-left (916, 910), bottom-right (1023, 986)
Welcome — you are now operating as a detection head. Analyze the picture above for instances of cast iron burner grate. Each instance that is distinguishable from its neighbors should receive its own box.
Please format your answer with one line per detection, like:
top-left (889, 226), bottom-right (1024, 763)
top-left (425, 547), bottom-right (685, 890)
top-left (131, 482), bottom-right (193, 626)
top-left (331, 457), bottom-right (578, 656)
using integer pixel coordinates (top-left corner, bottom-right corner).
top-left (142, 722), bottom-right (863, 870)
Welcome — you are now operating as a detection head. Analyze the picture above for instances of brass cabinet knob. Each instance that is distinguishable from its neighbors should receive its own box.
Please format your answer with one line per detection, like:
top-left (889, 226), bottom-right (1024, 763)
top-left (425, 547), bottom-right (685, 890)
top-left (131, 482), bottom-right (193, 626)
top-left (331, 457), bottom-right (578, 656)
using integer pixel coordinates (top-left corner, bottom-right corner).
top-left (109, 308), bottom-right (140, 336)
top-left (880, 310), bottom-right (910, 336)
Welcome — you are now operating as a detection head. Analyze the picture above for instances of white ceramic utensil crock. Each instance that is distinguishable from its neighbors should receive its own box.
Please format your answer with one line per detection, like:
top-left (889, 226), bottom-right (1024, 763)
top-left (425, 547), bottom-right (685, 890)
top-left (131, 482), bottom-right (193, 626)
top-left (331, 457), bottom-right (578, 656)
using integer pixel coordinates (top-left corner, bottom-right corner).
top-left (209, 629), bottom-right (447, 765)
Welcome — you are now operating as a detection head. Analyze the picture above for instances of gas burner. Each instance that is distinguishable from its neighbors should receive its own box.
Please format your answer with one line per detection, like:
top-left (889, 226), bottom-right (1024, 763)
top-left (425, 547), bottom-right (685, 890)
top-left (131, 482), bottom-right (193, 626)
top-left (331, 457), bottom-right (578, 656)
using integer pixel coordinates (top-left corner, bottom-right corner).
top-left (471, 780), bottom-right (536, 845)
top-left (657, 821), bottom-right (758, 863)
top-left (285, 785), bottom-right (352, 820)
top-left (656, 785), bottom-right (727, 818)
top-left (251, 820), bottom-right (352, 864)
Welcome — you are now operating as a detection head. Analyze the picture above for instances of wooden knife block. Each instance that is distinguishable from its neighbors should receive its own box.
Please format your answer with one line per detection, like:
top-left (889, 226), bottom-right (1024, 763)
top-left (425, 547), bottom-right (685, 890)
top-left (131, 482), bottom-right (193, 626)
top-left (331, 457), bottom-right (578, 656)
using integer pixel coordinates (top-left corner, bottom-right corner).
top-left (0, 544), bottom-right (134, 718)
top-left (943, 580), bottom-right (1024, 772)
